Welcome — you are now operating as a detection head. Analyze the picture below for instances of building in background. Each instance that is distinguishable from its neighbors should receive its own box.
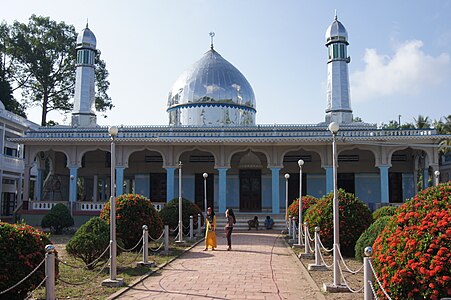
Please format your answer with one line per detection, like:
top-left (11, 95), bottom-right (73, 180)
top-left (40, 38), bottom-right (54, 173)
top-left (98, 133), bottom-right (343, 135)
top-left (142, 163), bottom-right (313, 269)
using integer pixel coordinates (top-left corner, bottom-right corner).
top-left (11, 16), bottom-right (448, 226)
top-left (0, 101), bottom-right (38, 222)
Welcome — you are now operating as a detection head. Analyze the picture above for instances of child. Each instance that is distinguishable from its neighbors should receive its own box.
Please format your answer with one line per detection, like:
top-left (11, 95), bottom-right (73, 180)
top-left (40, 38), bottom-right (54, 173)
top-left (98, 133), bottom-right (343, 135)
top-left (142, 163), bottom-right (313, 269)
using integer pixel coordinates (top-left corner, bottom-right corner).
top-left (247, 216), bottom-right (259, 230)
top-left (264, 216), bottom-right (274, 229)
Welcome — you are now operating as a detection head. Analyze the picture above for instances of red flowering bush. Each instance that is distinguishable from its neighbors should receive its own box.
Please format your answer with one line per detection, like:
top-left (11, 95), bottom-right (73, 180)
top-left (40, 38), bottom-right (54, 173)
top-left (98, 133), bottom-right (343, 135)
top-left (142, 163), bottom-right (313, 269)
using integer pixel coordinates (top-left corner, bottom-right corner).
top-left (372, 182), bottom-right (451, 299)
top-left (100, 194), bottom-right (163, 249)
top-left (287, 195), bottom-right (319, 221)
top-left (304, 189), bottom-right (372, 256)
top-left (0, 223), bottom-right (54, 300)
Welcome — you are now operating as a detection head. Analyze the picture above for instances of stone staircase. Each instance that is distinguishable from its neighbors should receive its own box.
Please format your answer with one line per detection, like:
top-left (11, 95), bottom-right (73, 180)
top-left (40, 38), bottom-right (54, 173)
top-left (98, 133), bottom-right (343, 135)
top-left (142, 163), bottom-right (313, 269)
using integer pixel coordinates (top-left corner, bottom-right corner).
top-left (215, 212), bottom-right (287, 231)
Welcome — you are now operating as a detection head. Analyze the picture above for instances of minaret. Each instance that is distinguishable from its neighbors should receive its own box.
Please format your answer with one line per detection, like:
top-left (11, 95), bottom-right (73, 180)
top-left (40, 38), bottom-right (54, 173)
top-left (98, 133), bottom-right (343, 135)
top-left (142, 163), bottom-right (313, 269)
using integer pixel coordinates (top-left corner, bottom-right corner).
top-left (325, 13), bottom-right (353, 124)
top-left (72, 23), bottom-right (97, 127)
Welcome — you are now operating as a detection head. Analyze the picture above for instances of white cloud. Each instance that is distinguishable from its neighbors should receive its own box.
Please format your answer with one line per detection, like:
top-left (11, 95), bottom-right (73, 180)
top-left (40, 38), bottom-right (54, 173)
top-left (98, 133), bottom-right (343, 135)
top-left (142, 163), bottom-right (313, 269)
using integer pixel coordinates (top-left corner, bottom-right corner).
top-left (351, 40), bottom-right (450, 102)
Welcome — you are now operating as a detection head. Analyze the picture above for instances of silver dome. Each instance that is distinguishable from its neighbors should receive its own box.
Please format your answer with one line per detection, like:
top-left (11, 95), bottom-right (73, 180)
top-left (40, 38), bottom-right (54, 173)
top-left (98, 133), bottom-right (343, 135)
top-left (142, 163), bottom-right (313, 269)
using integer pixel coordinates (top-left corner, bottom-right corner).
top-left (167, 49), bottom-right (256, 126)
top-left (76, 24), bottom-right (96, 49)
top-left (325, 16), bottom-right (348, 44)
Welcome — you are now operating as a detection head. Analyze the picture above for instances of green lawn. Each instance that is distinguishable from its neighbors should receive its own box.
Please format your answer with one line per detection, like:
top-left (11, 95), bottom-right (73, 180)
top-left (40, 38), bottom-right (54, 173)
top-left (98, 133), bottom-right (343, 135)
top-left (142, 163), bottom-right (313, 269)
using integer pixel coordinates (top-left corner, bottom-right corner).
top-left (31, 234), bottom-right (200, 300)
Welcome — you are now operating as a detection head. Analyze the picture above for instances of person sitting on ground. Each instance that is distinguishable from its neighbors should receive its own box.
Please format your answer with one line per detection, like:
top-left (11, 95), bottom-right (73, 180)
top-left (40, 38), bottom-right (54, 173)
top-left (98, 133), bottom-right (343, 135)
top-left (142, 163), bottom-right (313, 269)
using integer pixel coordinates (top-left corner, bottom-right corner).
top-left (264, 215), bottom-right (274, 230)
top-left (247, 216), bottom-right (259, 230)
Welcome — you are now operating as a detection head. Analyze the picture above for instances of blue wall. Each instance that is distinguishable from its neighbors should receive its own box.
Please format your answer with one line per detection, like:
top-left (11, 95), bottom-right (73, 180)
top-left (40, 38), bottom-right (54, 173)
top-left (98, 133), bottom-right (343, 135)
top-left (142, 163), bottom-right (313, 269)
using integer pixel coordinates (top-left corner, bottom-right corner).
top-left (355, 173), bottom-right (380, 207)
top-left (307, 174), bottom-right (326, 198)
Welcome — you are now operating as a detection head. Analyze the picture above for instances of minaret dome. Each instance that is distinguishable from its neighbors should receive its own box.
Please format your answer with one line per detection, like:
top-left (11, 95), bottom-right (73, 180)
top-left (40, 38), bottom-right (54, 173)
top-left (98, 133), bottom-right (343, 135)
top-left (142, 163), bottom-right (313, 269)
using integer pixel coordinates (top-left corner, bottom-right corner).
top-left (325, 15), bottom-right (348, 44)
top-left (76, 23), bottom-right (97, 49)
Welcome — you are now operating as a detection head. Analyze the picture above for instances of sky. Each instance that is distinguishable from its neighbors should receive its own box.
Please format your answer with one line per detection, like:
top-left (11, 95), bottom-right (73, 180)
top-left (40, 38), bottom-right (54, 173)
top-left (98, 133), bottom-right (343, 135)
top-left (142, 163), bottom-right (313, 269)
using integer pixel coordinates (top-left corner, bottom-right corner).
top-left (2, 0), bottom-right (451, 127)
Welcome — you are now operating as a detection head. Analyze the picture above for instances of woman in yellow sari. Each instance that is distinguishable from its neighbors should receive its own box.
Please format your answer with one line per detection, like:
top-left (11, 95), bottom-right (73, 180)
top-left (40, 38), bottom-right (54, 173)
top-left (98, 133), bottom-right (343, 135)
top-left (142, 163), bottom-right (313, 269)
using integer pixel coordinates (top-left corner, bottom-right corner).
top-left (204, 207), bottom-right (217, 250)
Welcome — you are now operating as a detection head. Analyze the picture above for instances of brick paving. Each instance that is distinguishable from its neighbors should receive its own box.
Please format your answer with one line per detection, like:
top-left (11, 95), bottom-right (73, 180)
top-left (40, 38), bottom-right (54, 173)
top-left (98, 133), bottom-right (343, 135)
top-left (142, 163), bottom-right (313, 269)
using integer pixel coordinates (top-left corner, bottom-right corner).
top-left (115, 230), bottom-right (325, 300)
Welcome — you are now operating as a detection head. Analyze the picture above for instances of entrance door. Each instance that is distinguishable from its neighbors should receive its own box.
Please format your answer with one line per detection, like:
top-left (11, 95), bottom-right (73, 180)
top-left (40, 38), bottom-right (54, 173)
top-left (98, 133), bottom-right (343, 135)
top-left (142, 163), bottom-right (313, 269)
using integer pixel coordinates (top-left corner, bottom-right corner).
top-left (338, 173), bottom-right (355, 194)
top-left (389, 172), bottom-right (403, 203)
top-left (240, 170), bottom-right (261, 211)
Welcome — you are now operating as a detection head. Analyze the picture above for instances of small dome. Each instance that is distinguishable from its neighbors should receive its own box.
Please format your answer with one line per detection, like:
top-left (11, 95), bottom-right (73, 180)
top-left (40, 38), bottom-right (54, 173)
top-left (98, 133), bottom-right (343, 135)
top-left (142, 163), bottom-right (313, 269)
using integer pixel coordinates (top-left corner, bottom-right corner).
top-left (325, 16), bottom-right (348, 44)
top-left (167, 48), bottom-right (256, 126)
top-left (76, 24), bottom-right (96, 49)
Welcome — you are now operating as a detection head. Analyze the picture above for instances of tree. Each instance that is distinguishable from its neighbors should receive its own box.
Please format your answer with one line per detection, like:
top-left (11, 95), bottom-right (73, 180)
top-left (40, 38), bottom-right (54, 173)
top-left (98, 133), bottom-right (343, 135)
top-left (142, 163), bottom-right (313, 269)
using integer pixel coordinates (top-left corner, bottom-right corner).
top-left (434, 115), bottom-right (451, 154)
top-left (4, 15), bottom-right (112, 126)
top-left (353, 116), bottom-right (363, 122)
top-left (0, 22), bottom-right (26, 117)
top-left (414, 114), bottom-right (431, 129)
top-left (381, 120), bottom-right (399, 129)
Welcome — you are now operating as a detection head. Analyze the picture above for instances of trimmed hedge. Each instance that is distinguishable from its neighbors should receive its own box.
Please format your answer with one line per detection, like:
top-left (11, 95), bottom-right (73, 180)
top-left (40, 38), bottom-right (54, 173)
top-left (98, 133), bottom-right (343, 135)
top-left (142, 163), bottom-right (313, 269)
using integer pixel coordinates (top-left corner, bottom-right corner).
top-left (159, 198), bottom-right (203, 233)
top-left (0, 223), bottom-right (54, 300)
top-left (100, 194), bottom-right (163, 249)
top-left (372, 182), bottom-right (451, 299)
top-left (372, 205), bottom-right (398, 221)
top-left (304, 189), bottom-right (372, 256)
top-left (354, 216), bottom-right (391, 262)
top-left (66, 217), bottom-right (110, 269)
top-left (41, 203), bottom-right (74, 234)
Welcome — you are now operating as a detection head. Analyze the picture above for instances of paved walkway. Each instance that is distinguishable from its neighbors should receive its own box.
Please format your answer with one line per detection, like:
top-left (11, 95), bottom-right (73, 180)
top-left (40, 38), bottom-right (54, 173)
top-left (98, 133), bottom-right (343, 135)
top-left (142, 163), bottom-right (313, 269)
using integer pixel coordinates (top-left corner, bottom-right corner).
top-left (116, 230), bottom-right (325, 300)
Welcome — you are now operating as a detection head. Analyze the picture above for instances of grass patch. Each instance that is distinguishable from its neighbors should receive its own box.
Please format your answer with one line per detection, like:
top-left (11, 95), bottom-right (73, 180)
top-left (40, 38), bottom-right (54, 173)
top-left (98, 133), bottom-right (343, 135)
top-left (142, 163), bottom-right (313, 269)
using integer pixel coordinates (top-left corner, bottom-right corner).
top-left (31, 234), bottom-right (200, 299)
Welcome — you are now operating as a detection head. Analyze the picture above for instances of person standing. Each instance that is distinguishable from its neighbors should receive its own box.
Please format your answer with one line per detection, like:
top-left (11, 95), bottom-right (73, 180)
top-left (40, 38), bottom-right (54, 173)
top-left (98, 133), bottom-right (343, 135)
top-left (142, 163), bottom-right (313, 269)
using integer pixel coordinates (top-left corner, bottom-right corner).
top-left (225, 208), bottom-right (236, 251)
top-left (204, 207), bottom-right (217, 251)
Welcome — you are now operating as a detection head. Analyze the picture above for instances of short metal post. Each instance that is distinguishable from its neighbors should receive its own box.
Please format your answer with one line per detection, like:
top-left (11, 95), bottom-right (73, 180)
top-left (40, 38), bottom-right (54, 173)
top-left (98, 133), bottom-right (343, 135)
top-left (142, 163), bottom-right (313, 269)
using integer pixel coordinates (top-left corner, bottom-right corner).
top-left (304, 222), bottom-right (310, 254)
top-left (137, 225), bottom-right (154, 266)
top-left (143, 225), bottom-right (149, 264)
top-left (307, 226), bottom-right (327, 271)
top-left (314, 227), bottom-right (321, 265)
top-left (197, 213), bottom-right (202, 236)
top-left (292, 217), bottom-right (297, 240)
top-left (287, 215), bottom-right (291, 236)
top-left (164, 225), bottom-right (169, 253)
top-left (364, 247), bottom-right (374, 300)
top-left (189, 215), bottom-right (194, 240)
top-left (45, 245), bottom-right (55, 300)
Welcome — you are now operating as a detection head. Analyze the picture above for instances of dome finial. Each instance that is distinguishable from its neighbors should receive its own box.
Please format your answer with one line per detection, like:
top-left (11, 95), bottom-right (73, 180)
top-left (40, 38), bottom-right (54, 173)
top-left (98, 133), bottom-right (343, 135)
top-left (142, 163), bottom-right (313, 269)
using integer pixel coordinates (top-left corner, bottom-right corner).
top-left (334, 9), bottom-right (338, 20)
top-left (209, 32), bottom-right (215, 50)
top-left (86, 18), bottom-right (89, 28)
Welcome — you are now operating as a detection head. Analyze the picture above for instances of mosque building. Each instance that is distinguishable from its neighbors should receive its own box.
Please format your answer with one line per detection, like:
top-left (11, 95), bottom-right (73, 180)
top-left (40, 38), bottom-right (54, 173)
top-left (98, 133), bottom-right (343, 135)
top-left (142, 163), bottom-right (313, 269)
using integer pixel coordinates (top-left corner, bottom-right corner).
top-left (10, 17), bottom-right (446, 225)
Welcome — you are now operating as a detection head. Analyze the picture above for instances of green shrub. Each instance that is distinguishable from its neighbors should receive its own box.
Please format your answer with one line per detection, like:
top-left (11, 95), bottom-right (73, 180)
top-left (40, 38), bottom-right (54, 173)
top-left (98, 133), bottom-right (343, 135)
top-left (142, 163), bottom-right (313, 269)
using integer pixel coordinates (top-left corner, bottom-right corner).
top-left (287, 195), bottom-right (318, 221)
top-left (373, 182), bottom-right (451, 299)
top-left (372, 205), bottom-right (398, 221)
top-left (304, 189), bottom-right (372, 256)
top-left (159, 198), bottom-right (203, 233)
top-left (0, 223), bottom-right (54, 300)
top-left (66, 217), bottom-right (110, 269)
top-left (354, 216), bottom-right (391, 262)
top-left (41, 203), bottom-right (74, 234)
top-left (100, 194), bottom-right (163, 249)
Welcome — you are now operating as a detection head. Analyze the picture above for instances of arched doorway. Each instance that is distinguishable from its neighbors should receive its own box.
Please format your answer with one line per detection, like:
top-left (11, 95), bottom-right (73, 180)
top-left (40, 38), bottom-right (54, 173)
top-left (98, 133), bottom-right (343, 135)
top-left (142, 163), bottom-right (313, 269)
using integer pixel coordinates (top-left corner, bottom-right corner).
top-left (231, 151), bottom-right (266, 212)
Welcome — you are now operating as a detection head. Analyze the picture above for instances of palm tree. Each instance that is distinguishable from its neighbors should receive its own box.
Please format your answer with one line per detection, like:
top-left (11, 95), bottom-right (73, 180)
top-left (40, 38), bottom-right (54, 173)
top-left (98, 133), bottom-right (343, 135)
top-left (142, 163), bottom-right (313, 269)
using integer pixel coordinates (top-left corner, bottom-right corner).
top-left (414, 115), bottom-right (431, 129)
top-left (436, 115), bottom-right (451, 153)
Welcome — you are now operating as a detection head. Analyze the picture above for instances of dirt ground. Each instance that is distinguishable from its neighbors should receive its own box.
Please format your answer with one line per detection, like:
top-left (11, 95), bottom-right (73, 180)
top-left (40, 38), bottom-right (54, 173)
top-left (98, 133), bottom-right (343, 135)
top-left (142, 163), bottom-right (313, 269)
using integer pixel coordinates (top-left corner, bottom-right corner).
top-left (298, 252), bottom-right (367, 299)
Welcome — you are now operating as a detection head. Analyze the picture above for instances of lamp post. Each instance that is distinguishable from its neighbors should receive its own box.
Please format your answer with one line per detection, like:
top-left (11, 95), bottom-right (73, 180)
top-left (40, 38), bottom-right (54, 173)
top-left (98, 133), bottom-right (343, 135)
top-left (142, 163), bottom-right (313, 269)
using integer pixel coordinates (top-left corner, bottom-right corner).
top-left (284, 173), bottom-right (290, 230)
top-left (176, 161), bottom-right (185, 243)
top-left (203, 173), bottom-right (208, 225)
top-left (434, 170), bottom-right (440, 186)
top-left (324, 121), bottom-right (344, 290)
top-left (102, 126), bottom-right (123, 286)
top-left (294, 160), bottom-right (304, 247)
